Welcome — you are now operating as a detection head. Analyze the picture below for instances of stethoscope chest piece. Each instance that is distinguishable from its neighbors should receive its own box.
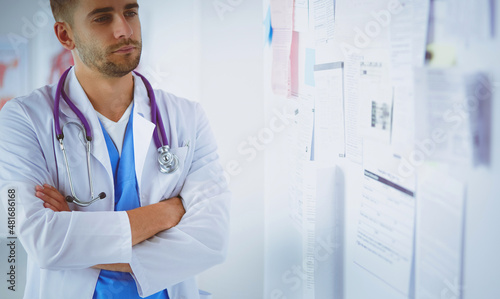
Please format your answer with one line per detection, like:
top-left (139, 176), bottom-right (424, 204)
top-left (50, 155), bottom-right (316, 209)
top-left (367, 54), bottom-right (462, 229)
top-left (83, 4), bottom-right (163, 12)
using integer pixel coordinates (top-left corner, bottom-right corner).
top-left (158, 145), bottom-right (179, 174)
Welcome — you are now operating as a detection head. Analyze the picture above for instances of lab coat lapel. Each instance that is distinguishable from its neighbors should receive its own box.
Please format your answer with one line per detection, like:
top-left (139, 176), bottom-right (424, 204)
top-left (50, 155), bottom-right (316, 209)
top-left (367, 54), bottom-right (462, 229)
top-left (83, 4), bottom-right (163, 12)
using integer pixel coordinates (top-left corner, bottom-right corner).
top-left (60, 67), bottom-right (114, 181)
top-left (131, 73), bottom-right (155, 195)
top-left (133, 110), bottom-right (155, 194)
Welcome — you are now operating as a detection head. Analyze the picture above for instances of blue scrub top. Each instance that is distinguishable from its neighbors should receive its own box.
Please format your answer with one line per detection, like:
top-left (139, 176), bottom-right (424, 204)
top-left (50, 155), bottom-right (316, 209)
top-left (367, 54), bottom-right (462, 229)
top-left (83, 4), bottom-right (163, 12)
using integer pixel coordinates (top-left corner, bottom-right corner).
top-left (93, 108), bottom-right (169, 299)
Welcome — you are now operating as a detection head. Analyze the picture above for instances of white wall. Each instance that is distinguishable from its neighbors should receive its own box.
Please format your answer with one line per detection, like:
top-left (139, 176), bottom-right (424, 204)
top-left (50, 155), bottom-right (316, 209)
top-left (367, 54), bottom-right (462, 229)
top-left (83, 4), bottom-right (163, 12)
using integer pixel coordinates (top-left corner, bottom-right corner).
top-left (196, 1), bottom-right (266, 298)
top-left (142, 3), bottom-right (267, 296)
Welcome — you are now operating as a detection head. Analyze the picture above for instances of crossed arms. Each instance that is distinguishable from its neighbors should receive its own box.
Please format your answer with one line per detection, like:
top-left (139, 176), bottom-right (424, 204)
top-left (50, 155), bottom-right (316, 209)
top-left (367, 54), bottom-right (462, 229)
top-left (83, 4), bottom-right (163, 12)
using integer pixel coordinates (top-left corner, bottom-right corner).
top-left (35, 184), bottom-right (186, 273)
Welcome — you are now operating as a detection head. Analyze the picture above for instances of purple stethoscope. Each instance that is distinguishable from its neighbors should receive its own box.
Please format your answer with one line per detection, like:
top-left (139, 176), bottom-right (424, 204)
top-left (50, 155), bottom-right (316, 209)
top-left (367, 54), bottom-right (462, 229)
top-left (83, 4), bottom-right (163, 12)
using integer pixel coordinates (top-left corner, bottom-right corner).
top-left (54, 66), bottom-right (179, 207)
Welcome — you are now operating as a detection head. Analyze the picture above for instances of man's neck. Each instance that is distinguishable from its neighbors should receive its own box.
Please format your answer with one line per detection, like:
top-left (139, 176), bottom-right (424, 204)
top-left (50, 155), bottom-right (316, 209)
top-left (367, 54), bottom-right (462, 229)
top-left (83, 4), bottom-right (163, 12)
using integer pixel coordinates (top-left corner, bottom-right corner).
top-left (74, 65), bottom-right (134, 122)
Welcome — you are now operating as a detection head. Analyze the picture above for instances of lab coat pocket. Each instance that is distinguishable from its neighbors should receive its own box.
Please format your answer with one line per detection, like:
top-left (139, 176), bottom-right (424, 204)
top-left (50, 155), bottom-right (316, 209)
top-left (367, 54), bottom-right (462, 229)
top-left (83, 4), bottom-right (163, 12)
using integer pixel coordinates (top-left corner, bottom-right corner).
top-left (155, 146), bottom-right (189, 200)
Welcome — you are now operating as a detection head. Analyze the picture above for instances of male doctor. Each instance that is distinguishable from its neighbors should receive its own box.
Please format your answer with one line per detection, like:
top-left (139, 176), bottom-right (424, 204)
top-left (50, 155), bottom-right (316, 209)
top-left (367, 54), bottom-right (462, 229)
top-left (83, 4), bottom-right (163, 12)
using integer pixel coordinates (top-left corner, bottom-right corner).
top-left (0, 0), bottom-right (230, 298)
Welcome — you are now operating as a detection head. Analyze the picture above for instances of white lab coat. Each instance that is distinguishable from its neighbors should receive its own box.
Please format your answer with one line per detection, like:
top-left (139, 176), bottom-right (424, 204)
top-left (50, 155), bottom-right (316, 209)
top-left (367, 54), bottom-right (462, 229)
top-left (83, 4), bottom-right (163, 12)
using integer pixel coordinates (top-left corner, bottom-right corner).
top-left (0, 68), bottom-right (230, 299)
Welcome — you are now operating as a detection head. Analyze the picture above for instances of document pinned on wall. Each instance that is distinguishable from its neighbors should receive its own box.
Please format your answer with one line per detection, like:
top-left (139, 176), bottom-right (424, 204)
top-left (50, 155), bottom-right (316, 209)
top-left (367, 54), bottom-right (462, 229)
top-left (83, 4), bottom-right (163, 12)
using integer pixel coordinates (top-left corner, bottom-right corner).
top-left (313, 0), bottom-right (335, 46)
top-left (359, 60), bottom-right (393, 144)
top-left (294, 0), bottom-right (309, 32)
top-left (414, 68), bottom-right (474, 168)
top-left (270, 0), bottom-right (295, 96)
top-left (344, 55), bottom-right (363, 164)
top-left (264, 5), bottom-right (273, 46)
top-left (354, 143), bottom-right (416, 296)
top-left (286, 102), bottom-right (316, 297)
top-left (389, 0), bottom-right (430, 157)
top-left (313, 62), bottom-right (346, 163)
top-left (289, 97), bottom-right (315, 228)
top-left (389, 0), bottom-right (430, 72)
top-left (415, 163), bottom-right (466, 299)
top-left (285, 161), bottom-right (316, 298)
top-left (389, 0), bottom-right (413, 79)
top-left (301, 160), bottom-right (317, 299)
top-left (290, 31), bottom-right (300, 97)
top-left (290, 163), bottom-right (345, 299)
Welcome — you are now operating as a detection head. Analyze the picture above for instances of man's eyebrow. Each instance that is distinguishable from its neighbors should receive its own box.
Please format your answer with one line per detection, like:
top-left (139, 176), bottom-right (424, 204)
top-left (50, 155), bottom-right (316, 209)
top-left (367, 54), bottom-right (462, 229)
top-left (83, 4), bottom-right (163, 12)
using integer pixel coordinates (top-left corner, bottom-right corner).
top-left (87, 3), bottom-right (139, 19)
top-left (87, 7), bottom-right (114, 19)
top-left (124, 3), bottom-right (139, 10)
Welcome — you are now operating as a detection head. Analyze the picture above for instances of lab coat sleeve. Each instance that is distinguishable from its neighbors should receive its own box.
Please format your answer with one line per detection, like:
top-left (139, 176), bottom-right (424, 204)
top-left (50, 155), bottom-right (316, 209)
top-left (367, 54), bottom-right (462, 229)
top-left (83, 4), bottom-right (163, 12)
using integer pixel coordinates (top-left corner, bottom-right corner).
top-left (0, 100), bottom-right (132, 270)
top-left (129, 103), bottom-right (231, 297)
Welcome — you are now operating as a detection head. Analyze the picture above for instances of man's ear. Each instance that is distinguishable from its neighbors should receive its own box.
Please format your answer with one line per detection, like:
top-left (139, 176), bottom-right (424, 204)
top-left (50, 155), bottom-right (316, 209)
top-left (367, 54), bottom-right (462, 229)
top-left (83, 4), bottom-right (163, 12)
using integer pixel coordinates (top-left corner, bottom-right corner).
top-left (54, 22), bottom-right (75, 51)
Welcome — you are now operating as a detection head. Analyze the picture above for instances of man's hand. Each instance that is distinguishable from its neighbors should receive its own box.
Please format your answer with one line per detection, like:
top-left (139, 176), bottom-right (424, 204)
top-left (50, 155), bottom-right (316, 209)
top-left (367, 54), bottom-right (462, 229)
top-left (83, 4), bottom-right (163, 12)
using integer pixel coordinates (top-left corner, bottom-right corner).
top-left (126, 196), bottom-right (185, 246)
top-left (35, 184), bottom-right (71, 212)
top-left (161, 196), bottom-right (186, 228)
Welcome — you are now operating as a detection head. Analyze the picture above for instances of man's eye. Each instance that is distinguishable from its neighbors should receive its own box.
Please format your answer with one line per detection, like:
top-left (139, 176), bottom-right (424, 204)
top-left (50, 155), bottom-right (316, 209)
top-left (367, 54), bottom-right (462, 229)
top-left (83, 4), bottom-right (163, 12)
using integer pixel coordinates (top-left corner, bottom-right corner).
top-left (125, 11), bottom-right (138, 18)
top-left (94, 15), bottom-right (110, 23)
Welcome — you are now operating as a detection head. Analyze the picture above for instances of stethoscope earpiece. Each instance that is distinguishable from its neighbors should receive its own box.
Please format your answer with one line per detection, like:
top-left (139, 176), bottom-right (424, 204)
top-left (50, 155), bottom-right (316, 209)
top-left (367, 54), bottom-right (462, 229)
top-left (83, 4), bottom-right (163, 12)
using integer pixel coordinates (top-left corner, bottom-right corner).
top-left (158, 145), bottom-right (179, 174)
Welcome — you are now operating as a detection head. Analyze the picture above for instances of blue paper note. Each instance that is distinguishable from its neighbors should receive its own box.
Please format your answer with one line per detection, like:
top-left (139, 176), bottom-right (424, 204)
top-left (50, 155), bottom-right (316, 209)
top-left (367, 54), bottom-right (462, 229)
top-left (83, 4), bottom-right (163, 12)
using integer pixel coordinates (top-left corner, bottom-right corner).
top-left (264, 6), bottom-right (273, 46)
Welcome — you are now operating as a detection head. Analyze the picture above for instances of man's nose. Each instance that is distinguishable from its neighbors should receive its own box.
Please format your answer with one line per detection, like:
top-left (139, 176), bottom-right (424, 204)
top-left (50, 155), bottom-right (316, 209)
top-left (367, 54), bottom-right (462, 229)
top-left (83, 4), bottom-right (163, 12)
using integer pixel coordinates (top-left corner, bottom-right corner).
top-left (113, 15), bottom-right (133, 40)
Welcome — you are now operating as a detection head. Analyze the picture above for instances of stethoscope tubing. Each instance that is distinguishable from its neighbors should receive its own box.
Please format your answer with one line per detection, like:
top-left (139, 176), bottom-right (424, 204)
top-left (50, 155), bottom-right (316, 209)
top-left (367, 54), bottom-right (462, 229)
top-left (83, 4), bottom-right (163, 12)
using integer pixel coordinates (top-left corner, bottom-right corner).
top-left (52, 66), bottom-right (178, 207)
top-left (54, 67), bottom-right (93, 141)
top-left (133, 70), bottom-right (169, 150)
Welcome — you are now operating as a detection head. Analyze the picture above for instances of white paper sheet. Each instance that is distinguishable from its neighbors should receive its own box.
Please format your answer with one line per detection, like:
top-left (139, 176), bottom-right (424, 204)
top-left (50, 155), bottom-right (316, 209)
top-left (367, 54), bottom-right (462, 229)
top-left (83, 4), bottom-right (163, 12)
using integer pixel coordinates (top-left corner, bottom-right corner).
top-left (313, 0), bottom-right (336, 46)
top-left (344, 55), bottom-right (363, 164)
top-left (294, 0), bottom-right (310, 32)
top-left (291, 163), bottom-right (345, 299)
top-left (414, 68), bottom-right (473, 168)
top-left (355, 140), bottom-right (416, 296)
top-left (415, 163), bottom-right (466, 299)
top-left (389, 0), bottom-right (429, 157)
top-left (270, 0), bottom-right (295, 96)
top-left (289, 97), bottom-right (315, 228)
top-left (359, 59), bottom-right (393, 144)
top-left (301, 161), bottom-right (317, 299)
top-left (313, 62), bottom-right (346, 163)
top-left (354, 167), bottom-right (415, 296)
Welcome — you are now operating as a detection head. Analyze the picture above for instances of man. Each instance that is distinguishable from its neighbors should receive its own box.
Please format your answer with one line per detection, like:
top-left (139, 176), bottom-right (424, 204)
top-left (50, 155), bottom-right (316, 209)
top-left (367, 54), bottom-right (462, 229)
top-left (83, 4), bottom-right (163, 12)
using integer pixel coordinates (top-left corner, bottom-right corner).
top-left (0, 0), bottom-right (230, 298)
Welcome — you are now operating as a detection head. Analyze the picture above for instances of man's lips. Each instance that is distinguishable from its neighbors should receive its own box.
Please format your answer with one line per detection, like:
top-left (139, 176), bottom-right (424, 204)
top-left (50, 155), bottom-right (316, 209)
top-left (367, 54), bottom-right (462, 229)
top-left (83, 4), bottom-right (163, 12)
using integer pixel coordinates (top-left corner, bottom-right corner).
top-left (113, 46), bottom-right (136, 53)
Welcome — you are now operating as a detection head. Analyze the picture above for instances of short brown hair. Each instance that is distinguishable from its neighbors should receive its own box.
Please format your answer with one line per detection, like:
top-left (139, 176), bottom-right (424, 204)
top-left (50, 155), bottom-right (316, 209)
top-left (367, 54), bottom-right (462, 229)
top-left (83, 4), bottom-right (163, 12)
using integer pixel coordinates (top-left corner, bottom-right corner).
top-left (50, 0), bottom-right (79, 25)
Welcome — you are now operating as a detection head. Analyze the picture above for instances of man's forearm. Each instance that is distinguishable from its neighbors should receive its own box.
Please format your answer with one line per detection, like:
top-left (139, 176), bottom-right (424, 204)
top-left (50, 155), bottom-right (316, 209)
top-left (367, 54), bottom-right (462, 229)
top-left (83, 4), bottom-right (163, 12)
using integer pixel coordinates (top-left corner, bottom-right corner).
top-left (126, 196), bottom-right (185, 246)
top-left (92, 197), bottom-right (185, 273)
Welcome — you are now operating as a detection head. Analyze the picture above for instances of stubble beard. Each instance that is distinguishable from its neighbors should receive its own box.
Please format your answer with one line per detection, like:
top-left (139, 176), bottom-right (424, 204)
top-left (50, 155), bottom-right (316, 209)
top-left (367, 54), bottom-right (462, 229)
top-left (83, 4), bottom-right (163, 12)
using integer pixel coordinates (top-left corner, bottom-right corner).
top-left (74, 34), bottom-right (142, 78)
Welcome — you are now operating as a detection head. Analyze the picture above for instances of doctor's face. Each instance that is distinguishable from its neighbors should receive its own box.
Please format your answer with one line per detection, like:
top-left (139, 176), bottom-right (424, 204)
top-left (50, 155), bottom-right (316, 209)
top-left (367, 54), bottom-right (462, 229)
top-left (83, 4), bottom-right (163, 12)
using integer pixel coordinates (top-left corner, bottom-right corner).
top-left (71, 0), bottom-right (142, 77)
